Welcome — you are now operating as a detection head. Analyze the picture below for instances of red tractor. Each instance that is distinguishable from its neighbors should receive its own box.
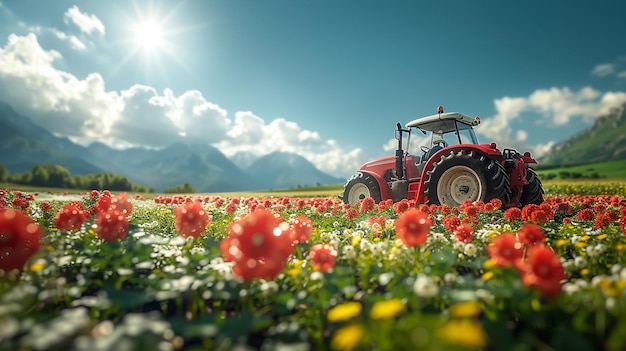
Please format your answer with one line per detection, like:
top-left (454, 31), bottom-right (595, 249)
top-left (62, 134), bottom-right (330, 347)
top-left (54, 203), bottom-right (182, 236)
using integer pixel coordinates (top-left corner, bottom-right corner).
top-left (340, 106), bottom-right (544, 208)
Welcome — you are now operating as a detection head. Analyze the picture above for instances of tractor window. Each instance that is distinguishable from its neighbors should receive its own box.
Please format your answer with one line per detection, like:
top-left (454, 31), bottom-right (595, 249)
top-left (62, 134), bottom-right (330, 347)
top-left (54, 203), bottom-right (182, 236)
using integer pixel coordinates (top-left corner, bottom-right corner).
top-left (442, 123), bottom-right (478, 145)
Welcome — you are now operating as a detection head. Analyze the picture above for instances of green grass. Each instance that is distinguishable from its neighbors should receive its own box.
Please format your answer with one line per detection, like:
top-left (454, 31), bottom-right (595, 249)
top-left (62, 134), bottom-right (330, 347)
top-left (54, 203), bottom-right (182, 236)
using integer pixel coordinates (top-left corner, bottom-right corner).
top-left (535, 159), bottom-right (626, 180)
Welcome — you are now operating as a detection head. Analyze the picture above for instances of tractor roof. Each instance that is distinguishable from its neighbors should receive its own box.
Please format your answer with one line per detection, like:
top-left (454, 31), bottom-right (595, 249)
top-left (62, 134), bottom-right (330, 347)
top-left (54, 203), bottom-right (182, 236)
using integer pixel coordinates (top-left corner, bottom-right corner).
top-left (405, 112), bottom-right (479, 133)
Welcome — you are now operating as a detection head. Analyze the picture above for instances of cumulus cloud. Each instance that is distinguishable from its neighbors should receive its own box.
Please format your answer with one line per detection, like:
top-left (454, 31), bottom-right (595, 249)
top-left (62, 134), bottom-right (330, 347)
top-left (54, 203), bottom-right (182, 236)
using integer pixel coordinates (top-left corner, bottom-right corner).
top-left (63, 6), bottom-right (105, 36)
top-left (0, 33), bottom-right (365, 177)
top-left (477, 86), bottom-right (626, 158)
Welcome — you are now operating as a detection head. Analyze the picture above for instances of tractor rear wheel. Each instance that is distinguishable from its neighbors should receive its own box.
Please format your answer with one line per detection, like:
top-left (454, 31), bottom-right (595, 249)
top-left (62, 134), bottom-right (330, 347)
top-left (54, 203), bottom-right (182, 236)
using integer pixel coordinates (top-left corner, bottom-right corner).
top-left (424, 150), bottom-right (510, 208)
top-left (520, 166), bottom-right (544, 205)
top-left (343, 172), bottom-right (382, 205)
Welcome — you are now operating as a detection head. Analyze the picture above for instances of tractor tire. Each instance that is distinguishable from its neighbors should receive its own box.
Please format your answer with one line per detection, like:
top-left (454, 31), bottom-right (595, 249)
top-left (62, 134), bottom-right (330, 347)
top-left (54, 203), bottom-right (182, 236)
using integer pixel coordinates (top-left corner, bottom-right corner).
top-left (342, 172), bottom-right (382, 205)
top-left (424, 150), bottom-right (510, 208)
top-left (520, 166), bottom-right (544, 205)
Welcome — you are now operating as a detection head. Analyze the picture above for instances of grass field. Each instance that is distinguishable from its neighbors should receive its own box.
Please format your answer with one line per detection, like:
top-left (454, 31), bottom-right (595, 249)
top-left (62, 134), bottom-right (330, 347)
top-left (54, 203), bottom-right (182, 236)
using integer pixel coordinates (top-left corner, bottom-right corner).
top-left (535, 159), bottom-right (626, 180)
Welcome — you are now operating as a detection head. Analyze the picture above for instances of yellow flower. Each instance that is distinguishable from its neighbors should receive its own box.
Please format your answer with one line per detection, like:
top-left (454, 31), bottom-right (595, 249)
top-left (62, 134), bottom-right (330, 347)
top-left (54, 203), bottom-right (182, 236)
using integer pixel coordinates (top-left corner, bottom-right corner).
top-left (370, 298), bottom-right (403, 320)
top-left (351, 234), bottom-right (361, 247)
top-left (287, 267), bottom-right (302, 276)
top-left (580, 268), bottom-right (590, 276)
top-left (328, 302), bottom-right (362, 323)
top-left (29, 262), bottom-right (45, 272)
top-left (438, 319), bottom-right (486, 349)
top-left (556, 239), bottom-right (569, 248)
top-left (597, 234), bottom-right (608, 240)
top-left (483, 259), bottom-right (496, 269)
top-left (449, 300), bottom-right (482, 318)
top-left (575, 241), bottom-right (587, 248)
top-left (481, 271), bottom-right (494, 281)
top-left (580, 235), bottom-right (590, 242)
top-left (331, 323), bottom-right (364, 351)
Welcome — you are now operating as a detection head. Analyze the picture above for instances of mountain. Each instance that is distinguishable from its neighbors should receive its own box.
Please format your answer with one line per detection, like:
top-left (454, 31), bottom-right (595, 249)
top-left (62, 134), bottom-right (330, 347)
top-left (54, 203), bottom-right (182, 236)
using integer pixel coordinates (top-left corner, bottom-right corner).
top-left (0, 102), bottom-right (104, 175)
top-left (538, 103), bottom-right (626, 166)
top-left (86, 142), bottom-right (261, 192)
top-left (247, 151), bottom-right (344, 190)
top-left (0, 102), bottom-right (342, 192)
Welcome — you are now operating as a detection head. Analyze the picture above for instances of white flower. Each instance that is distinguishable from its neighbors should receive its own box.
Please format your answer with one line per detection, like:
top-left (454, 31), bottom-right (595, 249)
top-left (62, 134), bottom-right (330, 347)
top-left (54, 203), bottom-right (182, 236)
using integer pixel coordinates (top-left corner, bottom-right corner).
top-left (413, 275), bottom-right (439, 298)
top-left (342, 245), bottom-right (356, 260)
top-left (562, 283), bottom-right (579, 295)
top-left (574, 256), bottom-right (587, 268)
top-left (443, 273), bottom-right (457, 285)
top-left (464, 243), bottom-right (477, 257)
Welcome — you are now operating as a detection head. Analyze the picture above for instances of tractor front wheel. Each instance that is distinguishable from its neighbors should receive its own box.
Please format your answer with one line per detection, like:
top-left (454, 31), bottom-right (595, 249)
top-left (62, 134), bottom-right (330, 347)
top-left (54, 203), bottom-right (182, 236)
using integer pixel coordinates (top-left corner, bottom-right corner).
top-left (424, 150), bottom-right (510, 208)
top-left (342, 172), bottom-right (382, 205)
top-left (520, 166), bottom-right (544, 205)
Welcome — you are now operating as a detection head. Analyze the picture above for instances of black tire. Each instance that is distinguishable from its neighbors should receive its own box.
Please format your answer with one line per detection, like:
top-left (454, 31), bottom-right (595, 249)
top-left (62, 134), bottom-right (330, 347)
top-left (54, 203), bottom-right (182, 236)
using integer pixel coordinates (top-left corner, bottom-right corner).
top-left (424, 150), bottom-right (510, 208)
top-left (520, 166), bottom-right (544, 205)
top-left (342, 172), bottom-right (382, 205)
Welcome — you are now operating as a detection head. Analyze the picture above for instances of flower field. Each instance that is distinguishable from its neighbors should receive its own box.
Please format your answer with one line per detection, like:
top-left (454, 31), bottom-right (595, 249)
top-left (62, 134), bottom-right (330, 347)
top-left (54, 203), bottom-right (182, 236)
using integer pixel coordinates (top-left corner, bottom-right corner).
top-left (1, 183), bottom-right (626, 351)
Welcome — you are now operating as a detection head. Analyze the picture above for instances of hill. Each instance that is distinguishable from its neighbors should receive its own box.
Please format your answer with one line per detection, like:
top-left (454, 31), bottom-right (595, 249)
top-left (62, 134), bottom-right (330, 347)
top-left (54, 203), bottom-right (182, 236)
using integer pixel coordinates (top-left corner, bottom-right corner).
top-left (538, 103), bottom-right (626, 166)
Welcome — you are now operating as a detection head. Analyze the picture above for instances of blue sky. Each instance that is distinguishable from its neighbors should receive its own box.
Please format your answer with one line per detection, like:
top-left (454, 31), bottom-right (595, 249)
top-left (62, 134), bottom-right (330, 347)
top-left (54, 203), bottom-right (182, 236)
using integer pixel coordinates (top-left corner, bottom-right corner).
top-left (1, 0), bottom-right (626, 178)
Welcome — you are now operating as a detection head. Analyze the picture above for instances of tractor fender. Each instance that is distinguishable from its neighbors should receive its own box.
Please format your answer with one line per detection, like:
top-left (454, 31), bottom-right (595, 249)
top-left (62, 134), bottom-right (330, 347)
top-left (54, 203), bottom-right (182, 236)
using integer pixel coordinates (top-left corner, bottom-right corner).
top-left (352, 169), bottom-right (393, 201)
top-left (414, 144), bottom-right (500, 204)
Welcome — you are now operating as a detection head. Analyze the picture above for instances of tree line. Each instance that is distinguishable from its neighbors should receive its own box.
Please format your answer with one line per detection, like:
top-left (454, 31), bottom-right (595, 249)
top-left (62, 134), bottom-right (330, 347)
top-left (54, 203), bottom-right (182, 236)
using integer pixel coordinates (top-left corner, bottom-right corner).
top-left (0, 163), bottom-right (153, 193)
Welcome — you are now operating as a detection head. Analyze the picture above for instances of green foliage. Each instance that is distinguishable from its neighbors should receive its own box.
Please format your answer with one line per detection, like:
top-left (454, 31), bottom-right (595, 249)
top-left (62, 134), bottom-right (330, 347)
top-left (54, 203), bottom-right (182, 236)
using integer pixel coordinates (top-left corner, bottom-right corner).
top-left (0, 163), bottom-right (8, 182)
top-left (537, 159), bottom-right (626, 180)
top-left (7, 163), bottom-right (153, 193)
top-left (164, 182), bottom-right (196, 194)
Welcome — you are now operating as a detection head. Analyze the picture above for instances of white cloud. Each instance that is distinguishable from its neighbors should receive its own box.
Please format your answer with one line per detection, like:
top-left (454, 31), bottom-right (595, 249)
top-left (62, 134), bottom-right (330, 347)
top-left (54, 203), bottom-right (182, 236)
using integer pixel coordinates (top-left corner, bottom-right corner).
top-left (63, 6), bottom-right (105, 36)
top-left (50, 28), bottom-right (86, 50)
top-left (618, 71), bottom-right (626, 79)
top-left (592, 63), bottom-right (615, 77)
top-left (477, 86), bottom-right (626, 159)
top-left (0, 33), bottom-right (366, 177)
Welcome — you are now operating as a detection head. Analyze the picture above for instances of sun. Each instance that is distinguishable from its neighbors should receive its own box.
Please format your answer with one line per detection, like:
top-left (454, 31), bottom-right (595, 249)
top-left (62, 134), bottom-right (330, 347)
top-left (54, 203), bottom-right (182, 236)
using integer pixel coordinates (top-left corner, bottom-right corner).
top-left (134, 20), bottom-right (164, 51)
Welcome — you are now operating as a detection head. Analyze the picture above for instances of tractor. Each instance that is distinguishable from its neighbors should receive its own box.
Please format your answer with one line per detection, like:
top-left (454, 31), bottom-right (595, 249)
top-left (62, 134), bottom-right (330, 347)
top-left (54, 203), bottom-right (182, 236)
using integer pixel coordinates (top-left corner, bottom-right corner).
top-left (340, 106), bottom-right (544, 208)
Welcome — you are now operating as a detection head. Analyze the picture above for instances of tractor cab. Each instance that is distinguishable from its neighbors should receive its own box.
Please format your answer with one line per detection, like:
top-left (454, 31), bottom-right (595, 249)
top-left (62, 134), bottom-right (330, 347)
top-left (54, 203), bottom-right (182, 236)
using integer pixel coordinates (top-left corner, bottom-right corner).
top-left (397, 107), bottom-right (482, 176)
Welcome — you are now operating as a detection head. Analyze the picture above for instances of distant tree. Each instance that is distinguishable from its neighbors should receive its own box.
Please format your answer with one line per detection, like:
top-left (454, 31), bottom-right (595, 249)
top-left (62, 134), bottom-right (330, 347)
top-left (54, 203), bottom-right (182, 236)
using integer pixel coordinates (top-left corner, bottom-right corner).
top-left (0, 163), bottom-right (8, 182)
top-left (164, 182), bottom-right (196, 194)
top-left (46, 165), bottom-right (73, 188)
top-left (31, 165), bottom-right (50, 186)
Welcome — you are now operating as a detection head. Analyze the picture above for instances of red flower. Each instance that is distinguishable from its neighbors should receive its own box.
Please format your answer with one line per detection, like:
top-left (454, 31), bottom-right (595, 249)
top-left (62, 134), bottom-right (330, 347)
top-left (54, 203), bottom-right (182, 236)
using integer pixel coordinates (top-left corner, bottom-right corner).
top-left (291, 214), bottom-right (313, 243)
top-left (220, 210), bottom-right (294, 280)
top-left (359, 197), bottom-right (376, 213)
top-left (173, 201), bottom-right (210, 238)
top-left (393, 199), bottom-right (410, 214)
top-left (345, 208), bottom-right (358, 220)
top-left (110, 192), bottom-right (133, 216)
top-left (576, 208), bottom-right (595, 221)
top-left (487, 233), bottom-right (523, 267)
top-left (454, 223), bottom-right (474, 243)
top-left (529, 209), bottom-right (549, 225)
top-left (0, 209), bottom-right (43, 271)
top-left (310, 243), bottom-right (338, 272)
top-left (517, 224), bottom-right (546, 246)
top-left (394, 208), bottom-right (431, 247)
top-left (53, 203), bottom-right (87, 232)
top-left (503, 207), bottom-right (522, 221)
top-left (443, 216), bottom-right (461, 232)
top-left (91, 192), bottom-right (112, 215)
top-left (95, 209), bottom-right (129, 241)
top-left (520, 245), bottom-right (566, 297)
top-left (463, 205), bottom-right (478, 218)
top-left (39, 201), bottom-right (53, 212)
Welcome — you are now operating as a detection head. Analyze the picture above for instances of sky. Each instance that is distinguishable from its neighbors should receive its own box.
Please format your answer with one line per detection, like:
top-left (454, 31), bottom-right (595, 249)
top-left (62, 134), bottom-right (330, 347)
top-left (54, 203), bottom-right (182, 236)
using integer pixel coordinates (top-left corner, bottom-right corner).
top-left (1, 0), bottom-right (626, 178)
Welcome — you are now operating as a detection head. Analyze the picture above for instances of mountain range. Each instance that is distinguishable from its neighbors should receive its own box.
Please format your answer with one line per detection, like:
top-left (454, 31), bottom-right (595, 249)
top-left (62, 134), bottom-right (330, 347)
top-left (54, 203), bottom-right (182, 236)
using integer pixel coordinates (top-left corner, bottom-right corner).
top-left (0, 102), bottom-right (343, 192)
